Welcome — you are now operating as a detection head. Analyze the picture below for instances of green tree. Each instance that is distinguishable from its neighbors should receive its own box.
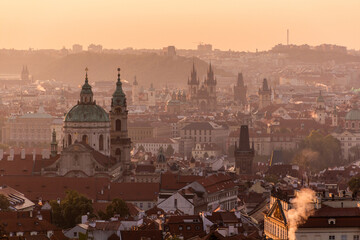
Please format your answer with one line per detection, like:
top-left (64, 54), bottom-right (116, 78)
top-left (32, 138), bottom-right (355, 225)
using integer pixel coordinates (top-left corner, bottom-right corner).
top-left (0, 194), bottom-right (10, 211)
top-left (349, 145), bottom-right (360, 161)
top-left (294, 130), bottom-right (341, 170)
top-left (105, 198), bottom-right (129, 219)
top-left (165, 144), bottom-right (175, 157)
top-left (50, 190), bottom-right (93, 229)
top-left (292, 149), bottom-right (319, 171)
top-left (264, 174), bottom-right (280, 184)
top-left (348, 177), bottom-right (360, 194)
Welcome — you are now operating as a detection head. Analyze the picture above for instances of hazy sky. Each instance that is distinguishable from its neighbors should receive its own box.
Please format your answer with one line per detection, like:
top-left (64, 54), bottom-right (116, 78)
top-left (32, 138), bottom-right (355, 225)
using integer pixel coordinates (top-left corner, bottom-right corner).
top-left (1, 0), bottom-right (359, 51)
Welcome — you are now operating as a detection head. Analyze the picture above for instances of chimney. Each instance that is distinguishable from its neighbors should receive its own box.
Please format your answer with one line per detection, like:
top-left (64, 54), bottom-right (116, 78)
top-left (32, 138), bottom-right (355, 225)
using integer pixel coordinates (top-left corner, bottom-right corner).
top-left (21, 149), bottom-right (26, 159)
top-left (238, 125), bottom-right (250, 151)
top-left (81, 215), bottom-right (88, 224)
top-left (8, 149), bottom-right (14, 161)
top-left (0, 149), bottom-right (3, 160)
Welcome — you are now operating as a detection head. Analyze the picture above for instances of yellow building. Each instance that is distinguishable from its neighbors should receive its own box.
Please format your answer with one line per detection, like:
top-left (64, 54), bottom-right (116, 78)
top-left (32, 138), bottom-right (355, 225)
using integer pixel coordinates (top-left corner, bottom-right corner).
top-left (2, 107), bottom-right (53, 147)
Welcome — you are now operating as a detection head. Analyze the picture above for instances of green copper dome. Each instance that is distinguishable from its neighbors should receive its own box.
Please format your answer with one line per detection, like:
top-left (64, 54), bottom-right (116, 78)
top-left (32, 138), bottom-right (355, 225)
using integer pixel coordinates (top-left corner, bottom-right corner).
top-left (345, 109), bottom-right (360, 121)
top-left (65, 104), bottom-right (109, 122)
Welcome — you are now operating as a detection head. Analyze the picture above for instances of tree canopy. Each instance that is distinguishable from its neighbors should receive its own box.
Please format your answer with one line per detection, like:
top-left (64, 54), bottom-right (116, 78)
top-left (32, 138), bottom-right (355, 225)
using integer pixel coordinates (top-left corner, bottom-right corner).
top-left (98, 198), bottom-right (129, 220)
top-left (165, 145), bottom-right (175, 157)
top-left (348, 177), bottom-right (360, 194)
top-left (293, 130), bottom-right (341, 171)
top-left (50, 190), bottom-right (93, 229)
top-left (0, 194), bottom-right (9, 211)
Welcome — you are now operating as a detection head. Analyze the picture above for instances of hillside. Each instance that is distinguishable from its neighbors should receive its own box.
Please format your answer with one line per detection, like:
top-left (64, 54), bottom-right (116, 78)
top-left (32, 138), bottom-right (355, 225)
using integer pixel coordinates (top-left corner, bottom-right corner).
top-left (0, 51), bottom-right (230, 88)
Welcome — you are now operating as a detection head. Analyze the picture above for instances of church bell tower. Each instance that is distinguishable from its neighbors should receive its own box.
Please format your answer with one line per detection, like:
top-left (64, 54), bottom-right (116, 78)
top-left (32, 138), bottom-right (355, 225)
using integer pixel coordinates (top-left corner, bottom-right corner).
top-left (110, 68), bottom-right (131, 170)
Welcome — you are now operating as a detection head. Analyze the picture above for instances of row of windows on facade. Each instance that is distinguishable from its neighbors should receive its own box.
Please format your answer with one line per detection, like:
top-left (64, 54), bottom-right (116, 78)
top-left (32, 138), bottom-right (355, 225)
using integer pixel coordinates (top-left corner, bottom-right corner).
top-left (67, 134), bottom-right (107, 150)
top-left (207, 200), bottom-right (236, 211)
top-left (165, 225), bottom-right (202, 231)
top-left (341, 143), bottom-right (360, 147)
top-left (207, 190), bottom-right (237, 203)
top-left (129, 130), bottom-right (152, 135)
top-left (184, 136), bottom-right (212, 142)
top-left (132, 201), bottom-right (155, 209)
top-left (264, 220), bottom-right (287, 239)
top-left (339, 137), bottom-right (360, 141)
top-left (184, 130), bottom-right (212, 135)
top-left (346, 122), bottom-right (360, 129)
top-left (12, 129), bottom-right (51, 133)
top-left (11, 135), bottom-right (49, 139)
top-left (329, 235), bottom-right (359, 240)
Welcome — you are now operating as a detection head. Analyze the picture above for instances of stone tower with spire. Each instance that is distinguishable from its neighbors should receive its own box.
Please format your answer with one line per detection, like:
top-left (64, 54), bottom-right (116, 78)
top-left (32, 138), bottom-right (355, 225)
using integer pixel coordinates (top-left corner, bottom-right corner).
top-left (332, 105), bottom-right (338, 127)
top-left (51, 129), bottom-right (58, 157)
top-left (21, 66), bottom-right (30, 82)
top-left (187, 62), bottom-right (200, 103)
top-left (132, 76), bottom-right (139, 105)
top-left (234, 125), bottom-right (254, 175)
top-left (203, 63), bottom-right (217, 111)
top-left (258, 78), bottom-right (272, 110)
top-left (80, 68), bottom-right (94, 104)
top-left (314, 90), bottom-right (326, 125)
top-left (110, 68), bottom-right (131, 170)
top-left (233, 73), bottom-right (247, 105)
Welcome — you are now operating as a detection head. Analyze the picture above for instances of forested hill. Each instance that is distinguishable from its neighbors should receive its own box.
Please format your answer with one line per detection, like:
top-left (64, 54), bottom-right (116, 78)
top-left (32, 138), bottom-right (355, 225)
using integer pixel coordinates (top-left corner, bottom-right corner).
top-left (0, 51), bottom-right (230, 88)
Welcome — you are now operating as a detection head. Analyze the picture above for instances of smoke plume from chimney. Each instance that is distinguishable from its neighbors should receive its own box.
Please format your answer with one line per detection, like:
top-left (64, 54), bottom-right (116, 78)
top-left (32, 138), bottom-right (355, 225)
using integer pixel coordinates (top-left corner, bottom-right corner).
top-left (288, 188), bottom-right (315, 240)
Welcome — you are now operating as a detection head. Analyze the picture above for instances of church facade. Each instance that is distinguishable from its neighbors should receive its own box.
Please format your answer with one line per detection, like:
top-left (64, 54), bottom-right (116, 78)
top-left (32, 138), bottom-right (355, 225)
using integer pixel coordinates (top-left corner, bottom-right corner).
top-left (42, 68), bottom-right (131, 179)
top-left (187, 63), bottom-right (217, 112)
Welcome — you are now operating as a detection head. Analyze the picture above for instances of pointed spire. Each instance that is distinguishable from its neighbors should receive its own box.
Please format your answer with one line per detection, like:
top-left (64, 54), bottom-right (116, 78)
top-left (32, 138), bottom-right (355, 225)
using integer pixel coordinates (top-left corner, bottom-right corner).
top-left (112, 67), bottom-right (126, 107)
top-left (205, 61), bottom-right (216, 85)
top-left (117, 68), bottom-right (121, 81)
top-left (237, 73), bottom-right (244, 86)
top-left (238, 125), bottom-right (250, 151)
top-left (262, 78), bottom-right (269, 91)
top-left (85, 67), bottom-right (89, 83)
top-left (51, 129), bottom-right (58, 157)
top-left (52, 129), bottom-right (56, 143)
top-left (80, 67), bottom-right (93, 104)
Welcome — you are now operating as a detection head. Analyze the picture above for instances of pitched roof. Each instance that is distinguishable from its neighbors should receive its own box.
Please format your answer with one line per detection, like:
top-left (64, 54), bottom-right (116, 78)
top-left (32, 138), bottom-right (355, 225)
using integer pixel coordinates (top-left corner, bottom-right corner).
top-left (160, 173), bottom-right (203, 192)
top-left (109, 183), bottom-right (160, 201)
top-left (299, 207), bottom-right (360, 228)
top-left (197, 174), bottom-right (237, 194)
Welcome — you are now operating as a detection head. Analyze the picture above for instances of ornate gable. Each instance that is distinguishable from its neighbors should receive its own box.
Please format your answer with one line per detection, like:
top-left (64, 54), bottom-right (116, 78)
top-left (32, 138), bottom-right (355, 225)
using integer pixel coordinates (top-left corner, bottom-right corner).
top-left (267, 199), bottom-right (287, 224)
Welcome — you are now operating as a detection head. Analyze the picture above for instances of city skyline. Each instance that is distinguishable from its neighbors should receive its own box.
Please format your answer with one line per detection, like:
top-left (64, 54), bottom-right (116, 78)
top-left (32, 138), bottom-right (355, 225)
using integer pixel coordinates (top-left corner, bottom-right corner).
top-left (1, 0), bottom-right (359, 51)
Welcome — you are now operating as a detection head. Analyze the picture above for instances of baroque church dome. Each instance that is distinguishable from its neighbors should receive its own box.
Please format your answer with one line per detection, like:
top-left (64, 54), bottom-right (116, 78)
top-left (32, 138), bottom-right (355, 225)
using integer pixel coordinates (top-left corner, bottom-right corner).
top-left (65, 104), bottom-right (109, 122)
top-left (64, 69), bottom-right (109, 123)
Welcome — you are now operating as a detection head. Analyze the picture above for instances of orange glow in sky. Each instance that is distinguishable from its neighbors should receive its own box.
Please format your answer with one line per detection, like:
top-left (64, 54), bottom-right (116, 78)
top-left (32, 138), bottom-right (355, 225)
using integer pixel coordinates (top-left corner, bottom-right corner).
top-left (1, 0), bottom-right (359, 51)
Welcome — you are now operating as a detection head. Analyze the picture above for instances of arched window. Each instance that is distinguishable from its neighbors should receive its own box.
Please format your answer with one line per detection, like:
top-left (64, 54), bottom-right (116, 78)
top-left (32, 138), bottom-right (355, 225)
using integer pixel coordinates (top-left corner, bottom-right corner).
top-left (82, 135), bottom-right (88, 144)
top-left (99, 135), bottom-right (104, 151)
top-left (116, 119), bottom-right (121, 131)
top-left (68, 134), bottom-right (72, 146)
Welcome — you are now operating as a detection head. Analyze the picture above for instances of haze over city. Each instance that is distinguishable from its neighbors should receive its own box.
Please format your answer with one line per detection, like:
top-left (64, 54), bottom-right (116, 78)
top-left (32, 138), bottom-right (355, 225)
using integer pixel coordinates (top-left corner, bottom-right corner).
top-left (1, 0), bottom-right (360, 51)
top-left (1, 1), bottom-right (360, 240)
